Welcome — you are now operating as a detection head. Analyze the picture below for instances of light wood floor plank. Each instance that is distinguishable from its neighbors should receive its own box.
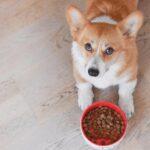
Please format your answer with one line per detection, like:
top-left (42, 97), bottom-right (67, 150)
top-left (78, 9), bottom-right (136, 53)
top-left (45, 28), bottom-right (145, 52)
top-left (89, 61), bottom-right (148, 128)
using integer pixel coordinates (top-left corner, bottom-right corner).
top-left (0, 0), bottom-right (149, 150)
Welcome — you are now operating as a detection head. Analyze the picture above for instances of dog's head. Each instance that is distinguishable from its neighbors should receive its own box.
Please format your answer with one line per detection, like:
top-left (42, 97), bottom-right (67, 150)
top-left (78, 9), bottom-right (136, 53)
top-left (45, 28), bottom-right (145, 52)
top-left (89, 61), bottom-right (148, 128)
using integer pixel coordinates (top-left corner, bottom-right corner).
top-left (66, 5), bottom-right (143, 77)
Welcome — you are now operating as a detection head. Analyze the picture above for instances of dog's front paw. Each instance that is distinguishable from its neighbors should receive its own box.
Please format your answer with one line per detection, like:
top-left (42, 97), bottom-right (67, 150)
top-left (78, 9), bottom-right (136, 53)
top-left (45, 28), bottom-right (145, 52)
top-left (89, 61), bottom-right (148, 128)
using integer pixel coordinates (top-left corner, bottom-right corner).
top-left (119, 97), bottom-right (134, 119)
top-left (78, 91), bottom-right (93, 111)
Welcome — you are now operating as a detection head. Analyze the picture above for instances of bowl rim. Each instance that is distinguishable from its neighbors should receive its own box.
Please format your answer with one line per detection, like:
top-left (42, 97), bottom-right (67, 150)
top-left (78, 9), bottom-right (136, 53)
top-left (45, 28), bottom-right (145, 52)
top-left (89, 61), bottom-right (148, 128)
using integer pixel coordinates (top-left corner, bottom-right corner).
top-left (80, 101), bottom-right (127, 147)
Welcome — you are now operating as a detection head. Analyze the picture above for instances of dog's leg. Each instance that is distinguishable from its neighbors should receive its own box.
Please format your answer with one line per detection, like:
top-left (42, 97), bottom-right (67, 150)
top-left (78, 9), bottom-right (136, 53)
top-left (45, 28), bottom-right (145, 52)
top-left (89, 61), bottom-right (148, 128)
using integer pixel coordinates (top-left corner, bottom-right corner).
top-left (76, 82), bottom-right (93, 111)
top-left (118, 80), bottom-right (137, 119)
top-left (74, 69), bottom-right (94, 110)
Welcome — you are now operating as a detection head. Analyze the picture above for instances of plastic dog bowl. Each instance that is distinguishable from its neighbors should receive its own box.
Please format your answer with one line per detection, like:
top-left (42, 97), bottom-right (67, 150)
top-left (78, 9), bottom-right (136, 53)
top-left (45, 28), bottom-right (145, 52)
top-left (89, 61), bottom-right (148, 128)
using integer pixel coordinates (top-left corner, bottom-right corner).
top-left (80, 101), bottom-right (127, 150)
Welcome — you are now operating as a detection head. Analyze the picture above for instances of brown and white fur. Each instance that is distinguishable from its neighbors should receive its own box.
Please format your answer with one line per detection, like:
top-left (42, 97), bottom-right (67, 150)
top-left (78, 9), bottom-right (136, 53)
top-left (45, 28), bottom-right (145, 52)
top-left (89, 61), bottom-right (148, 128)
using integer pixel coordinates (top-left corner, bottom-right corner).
top-left (66, 0), bottom-right (143, 119)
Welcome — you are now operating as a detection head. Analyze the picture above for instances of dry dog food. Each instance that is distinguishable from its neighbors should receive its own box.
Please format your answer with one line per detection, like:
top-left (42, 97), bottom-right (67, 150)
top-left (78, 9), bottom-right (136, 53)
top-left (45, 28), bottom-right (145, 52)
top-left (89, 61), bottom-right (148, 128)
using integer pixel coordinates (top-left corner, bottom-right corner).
top-left (82, 106), bottom-right (125, 145)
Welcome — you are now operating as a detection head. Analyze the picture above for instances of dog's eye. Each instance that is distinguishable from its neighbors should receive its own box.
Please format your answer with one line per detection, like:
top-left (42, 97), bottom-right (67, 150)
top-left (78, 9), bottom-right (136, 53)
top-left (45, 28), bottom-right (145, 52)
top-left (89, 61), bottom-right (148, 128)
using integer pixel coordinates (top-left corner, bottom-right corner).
top-left (85, 43), bottom-right (92, 51)
top-left (104, 47), bottom-right (114, 55)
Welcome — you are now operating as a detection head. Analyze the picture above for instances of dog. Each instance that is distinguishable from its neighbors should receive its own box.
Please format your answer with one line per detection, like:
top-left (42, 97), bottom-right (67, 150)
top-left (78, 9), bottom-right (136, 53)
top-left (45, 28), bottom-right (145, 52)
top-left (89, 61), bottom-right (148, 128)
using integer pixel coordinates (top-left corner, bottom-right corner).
top-left (66, 0), bottom-right (143, 119)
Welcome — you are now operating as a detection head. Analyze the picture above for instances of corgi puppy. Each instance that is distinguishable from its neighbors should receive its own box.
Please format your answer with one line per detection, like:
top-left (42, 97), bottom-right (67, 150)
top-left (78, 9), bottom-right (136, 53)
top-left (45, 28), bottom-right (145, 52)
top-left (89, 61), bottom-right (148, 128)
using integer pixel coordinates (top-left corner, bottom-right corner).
top-left (66, 0), bottom-right (143, 119)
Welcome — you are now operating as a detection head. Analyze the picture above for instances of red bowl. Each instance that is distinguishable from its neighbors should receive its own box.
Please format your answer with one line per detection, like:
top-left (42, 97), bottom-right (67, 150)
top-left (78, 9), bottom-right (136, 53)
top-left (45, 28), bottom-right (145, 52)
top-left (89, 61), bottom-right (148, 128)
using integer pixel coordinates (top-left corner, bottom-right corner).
top-left (80, 101), bottom-right (127, 150)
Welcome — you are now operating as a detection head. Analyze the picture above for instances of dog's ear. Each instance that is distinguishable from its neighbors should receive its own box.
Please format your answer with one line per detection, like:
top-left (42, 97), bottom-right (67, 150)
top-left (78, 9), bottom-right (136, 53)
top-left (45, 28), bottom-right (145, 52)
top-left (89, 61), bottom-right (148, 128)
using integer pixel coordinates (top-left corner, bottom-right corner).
top-left (66, 5), bottom-right (89, 39)
top-left (118, 11), bottom-right (144, 38)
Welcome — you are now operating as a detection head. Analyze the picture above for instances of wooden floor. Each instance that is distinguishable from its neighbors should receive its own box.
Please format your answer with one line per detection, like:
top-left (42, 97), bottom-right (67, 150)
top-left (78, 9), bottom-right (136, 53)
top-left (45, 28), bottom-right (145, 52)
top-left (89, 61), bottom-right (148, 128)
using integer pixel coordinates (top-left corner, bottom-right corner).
top-left (0, 0), bottom-right (150, 150)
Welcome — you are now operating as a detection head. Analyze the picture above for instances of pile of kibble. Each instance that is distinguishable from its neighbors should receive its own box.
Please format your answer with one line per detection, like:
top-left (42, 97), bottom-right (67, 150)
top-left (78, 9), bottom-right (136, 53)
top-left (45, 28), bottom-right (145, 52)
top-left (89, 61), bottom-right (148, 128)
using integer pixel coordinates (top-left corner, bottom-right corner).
top-left (82, 106), bottom-right (125, 145)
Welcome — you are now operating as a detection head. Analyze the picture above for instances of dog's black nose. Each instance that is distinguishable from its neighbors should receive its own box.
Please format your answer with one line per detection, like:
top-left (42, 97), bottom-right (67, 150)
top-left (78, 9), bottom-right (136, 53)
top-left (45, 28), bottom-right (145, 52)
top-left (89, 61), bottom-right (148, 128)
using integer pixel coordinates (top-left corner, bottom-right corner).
top-left (88, 68), bottom-right (99, 77)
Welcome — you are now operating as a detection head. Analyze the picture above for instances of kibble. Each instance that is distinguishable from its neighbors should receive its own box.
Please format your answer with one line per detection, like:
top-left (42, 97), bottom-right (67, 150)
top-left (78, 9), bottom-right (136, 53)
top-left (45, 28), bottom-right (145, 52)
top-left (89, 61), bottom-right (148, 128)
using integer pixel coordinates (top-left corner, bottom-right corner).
top-left (82, 106), bottom-right (125, 145)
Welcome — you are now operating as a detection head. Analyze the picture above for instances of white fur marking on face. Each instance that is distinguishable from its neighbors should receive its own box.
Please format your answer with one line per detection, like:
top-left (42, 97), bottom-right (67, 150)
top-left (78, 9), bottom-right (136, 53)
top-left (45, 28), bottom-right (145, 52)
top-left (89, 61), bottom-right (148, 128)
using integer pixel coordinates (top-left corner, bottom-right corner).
top-left (96, 39), bottom-right (108, 54)
top-left (97, 40), bottom-right (102, 54)
top-left (91, 16), bottom-right (117, 25)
